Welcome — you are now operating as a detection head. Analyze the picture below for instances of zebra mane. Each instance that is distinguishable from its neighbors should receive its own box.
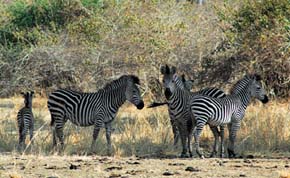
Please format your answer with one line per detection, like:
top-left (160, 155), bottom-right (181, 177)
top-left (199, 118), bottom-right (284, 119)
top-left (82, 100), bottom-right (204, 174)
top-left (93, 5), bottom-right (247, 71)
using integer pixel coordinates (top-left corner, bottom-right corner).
top-left (230, 75), bottom-right (251, 94)
top-left (102, 75), bottom-right (140, 91)
top-left (230, 74), bottom-right (261, 94)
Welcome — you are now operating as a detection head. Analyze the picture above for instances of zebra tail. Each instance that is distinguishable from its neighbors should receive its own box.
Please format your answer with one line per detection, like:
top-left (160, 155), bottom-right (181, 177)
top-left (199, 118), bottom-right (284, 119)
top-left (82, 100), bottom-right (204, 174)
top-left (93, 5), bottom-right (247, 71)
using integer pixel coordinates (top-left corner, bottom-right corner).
top-left (50, 116), bottom-right (55, 126)
top-left (147, 102), bottom-right (168, 108)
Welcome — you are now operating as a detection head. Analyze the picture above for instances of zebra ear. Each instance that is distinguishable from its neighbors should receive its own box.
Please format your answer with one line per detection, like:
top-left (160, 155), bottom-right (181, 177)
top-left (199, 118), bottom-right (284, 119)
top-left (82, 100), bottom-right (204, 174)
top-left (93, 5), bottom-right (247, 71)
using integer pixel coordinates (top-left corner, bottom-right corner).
top-left (184, 80), bottom-right (193, 90)
top-left (161, 64), bottom-right (170, 74)
top-left (254, 74), bottom-right (262, 81)
top-left (170, 66), bottom-right (176, 74)
top-left (160, 66), bottom-right (166, 74)
top-left (131, 75), bottom-right (140, 85)
top-left (181, 74), bottom-right (186, 83)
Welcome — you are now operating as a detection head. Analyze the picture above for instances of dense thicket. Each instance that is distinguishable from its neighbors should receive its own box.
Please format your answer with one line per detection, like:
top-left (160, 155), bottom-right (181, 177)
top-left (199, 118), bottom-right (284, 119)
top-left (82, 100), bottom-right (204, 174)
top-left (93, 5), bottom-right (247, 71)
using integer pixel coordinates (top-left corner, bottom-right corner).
top-left (0, 0), bottom-right (289, 98)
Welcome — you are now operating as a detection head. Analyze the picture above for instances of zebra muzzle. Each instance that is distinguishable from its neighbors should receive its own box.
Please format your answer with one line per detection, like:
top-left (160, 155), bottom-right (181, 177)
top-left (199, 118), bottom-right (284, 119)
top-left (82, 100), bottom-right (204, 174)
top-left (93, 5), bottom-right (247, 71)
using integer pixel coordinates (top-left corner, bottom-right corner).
top-left (136, 101), bottom-right (144, 110)
top-left (165, 88), bottom-right (172, 99)
top-left (261, 95), bottom-right (269, 104)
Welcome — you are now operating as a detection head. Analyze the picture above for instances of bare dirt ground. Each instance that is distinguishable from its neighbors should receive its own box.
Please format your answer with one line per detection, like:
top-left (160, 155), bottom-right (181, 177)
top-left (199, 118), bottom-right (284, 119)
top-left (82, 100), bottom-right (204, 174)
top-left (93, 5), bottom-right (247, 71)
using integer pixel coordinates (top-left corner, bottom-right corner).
top-left (0, 154), bottom-right (290, 178)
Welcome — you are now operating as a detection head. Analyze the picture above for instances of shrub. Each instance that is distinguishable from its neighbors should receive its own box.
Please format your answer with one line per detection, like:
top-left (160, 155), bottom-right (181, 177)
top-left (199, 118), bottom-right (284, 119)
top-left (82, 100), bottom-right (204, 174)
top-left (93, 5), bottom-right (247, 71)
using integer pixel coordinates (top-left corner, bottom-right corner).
top-left (199, 0), bottom-right (290, 98)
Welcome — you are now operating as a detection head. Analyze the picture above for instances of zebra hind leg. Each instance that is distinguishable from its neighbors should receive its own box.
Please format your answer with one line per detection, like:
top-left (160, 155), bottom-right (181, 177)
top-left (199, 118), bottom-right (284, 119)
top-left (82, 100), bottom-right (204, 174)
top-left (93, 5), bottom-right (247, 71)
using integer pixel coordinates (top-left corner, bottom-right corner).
top-left (219, 125), bottom-right (225, 158)
top-left (54, 124), bottom-right (65, 152)
top-left (18, 130), bottom-right (26, 151)
top-left (29, 124), bottom-right (34, 145)
top-left (52, 125), bottom-right (57, 148)
top-left (227, 122), bottom-right (240, 158)
top-left (209, 126), bottom-right (220, 158)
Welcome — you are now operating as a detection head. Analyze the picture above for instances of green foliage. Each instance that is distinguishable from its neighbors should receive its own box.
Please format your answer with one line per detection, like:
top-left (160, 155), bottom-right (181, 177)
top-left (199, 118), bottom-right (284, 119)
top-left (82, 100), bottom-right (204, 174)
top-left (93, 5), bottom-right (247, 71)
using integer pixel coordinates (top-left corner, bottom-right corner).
top-left (8, 0), bottom-right (66, 29)
top-left (220, 0), bottom-right (290, 47)
top-left (211, 0), bottom-right (290, 98)
top-left (0, 0), bottom-right (94, 47)
top-left (81, 0), bottom-right (102, 10)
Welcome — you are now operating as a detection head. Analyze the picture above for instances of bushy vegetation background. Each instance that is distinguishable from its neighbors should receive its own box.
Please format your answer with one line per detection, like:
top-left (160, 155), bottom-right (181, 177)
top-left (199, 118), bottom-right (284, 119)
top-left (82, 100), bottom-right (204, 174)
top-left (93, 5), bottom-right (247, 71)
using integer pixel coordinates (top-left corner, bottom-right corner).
top-left (0, 0), bottom-right (289, 98)
top-left (0, 0), bottom-right (289, 156)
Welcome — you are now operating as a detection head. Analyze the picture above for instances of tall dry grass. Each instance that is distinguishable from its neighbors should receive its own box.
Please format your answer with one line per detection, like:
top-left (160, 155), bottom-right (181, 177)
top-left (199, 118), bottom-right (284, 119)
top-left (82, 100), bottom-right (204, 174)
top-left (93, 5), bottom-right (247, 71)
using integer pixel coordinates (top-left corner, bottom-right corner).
top-left (0, 95), bottom-right (289, 157)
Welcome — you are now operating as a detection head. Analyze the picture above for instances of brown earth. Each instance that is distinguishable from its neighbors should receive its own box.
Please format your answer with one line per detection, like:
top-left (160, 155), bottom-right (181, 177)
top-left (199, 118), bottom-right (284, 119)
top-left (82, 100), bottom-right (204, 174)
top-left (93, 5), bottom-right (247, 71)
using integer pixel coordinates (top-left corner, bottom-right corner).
top-left (0, 154), bottom-right (290, 178)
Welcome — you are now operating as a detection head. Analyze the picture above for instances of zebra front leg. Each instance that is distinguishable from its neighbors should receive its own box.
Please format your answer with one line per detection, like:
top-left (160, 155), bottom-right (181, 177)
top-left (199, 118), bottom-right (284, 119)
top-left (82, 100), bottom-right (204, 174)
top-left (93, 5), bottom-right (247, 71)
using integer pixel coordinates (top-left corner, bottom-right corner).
top-left (220, 125), bottom-right (225, 158)
top-left (91, 126), bottom-right (101, 152)
top-left (178, 124), bottom-right (188, 158)
top-left (187, 125), bottom-right (194, 158)
top-left (209, 126), bottom-right (219, 158)
top-left (227, 122), bottom-right (240, 158)
top-left (194, 120), bottom-right (206, 159)
top-left (170, 116), bottom-right (179, 147)
top-left (105, 122), bottom-right (113, 156)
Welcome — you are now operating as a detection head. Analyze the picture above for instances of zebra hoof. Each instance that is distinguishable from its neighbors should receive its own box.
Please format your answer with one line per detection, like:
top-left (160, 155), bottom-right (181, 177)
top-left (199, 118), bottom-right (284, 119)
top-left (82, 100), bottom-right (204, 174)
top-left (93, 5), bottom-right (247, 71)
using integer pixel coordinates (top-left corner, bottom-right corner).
top-left (227, 148), bottom-right (236, 158)
top-left (209, 152), bottom-right (217, 158)
top-left (189, 153), bottom-right (193, 158)
top-left (180, 153), bottom-right (188, 158)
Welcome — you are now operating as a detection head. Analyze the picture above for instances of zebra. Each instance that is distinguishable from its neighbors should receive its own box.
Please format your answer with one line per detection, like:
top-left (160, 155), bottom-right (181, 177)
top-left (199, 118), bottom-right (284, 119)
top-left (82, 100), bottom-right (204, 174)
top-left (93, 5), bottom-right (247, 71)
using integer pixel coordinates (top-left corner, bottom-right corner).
top-left (148, 73), bottom-right (194, 148)
top-left (17, 91), bottom-right (35, 150)
top-left (189, 74), bottom-right (269, 158)
top-left (149, 68), bottom-right (226, 157)
top-left (159, 64), bottom-right (194, 157)
top-left (47, 75), bottom-right (144, 154)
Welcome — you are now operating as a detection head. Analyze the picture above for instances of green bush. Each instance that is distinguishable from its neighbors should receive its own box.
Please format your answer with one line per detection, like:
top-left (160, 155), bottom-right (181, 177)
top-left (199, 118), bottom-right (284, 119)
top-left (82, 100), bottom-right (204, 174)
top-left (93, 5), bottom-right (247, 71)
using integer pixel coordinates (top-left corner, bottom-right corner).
top-left (207, 0), bottom-right (290, 98)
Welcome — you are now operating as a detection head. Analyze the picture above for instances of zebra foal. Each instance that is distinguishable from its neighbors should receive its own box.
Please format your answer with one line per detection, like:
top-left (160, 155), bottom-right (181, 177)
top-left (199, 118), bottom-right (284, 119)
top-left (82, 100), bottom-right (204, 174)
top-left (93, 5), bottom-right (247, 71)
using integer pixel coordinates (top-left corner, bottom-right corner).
top-left (189, 74), bottom-right (269, 158)
top-left (47, 75), bottom-right (144, 154)
top-left (17, 91), bottom-right (35, 150)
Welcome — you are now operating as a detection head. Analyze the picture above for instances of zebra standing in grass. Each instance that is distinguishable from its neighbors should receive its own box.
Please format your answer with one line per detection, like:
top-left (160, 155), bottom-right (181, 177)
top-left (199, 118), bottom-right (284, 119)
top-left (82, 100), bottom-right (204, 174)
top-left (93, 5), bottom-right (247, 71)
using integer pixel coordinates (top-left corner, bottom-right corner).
top-left (17, 91), bottom-right (35, 150)
top-left (47, 75), bottom-right (144, 154)
top-left (149, 66), bottom-right (226, 157)
top-left (159, 65), bottom-right (194, 157)
top-left (189, 74), bottom-right (269, 158)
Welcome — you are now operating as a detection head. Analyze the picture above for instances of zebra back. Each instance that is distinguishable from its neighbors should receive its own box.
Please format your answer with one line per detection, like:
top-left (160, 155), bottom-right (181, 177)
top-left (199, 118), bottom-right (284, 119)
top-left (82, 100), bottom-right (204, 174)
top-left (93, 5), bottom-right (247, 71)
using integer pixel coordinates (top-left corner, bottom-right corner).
top-left (197, 87), bottom-right (226, 98)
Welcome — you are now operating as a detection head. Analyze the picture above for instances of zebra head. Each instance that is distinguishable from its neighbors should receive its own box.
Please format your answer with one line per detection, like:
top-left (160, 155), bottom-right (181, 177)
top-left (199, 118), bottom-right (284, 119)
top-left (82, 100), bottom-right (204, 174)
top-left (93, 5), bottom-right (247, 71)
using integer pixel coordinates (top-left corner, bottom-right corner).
top-left (249, 74), bottom-right (269, 104)
top-left (181, 74), bottom-right (194, 91)
top-left (160, 65), bottom-right (190, 100)
top-left (161, 65), bottom-right (177, 99)
top-left (21, 91), bottom-right (34, 108)
top-left (125, 75), bottom-right (144, 110)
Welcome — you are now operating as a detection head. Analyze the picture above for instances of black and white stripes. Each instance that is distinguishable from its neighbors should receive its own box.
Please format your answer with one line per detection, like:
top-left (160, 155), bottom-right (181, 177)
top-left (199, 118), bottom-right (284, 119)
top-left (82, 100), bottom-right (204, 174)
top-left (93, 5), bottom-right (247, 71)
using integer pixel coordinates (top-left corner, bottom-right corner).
top-left (17, 91), bottom-right (34, 150)
top-left (190, 74), bottom-right (269, 158)
top-left (47, 75), bottom-right (144, 153)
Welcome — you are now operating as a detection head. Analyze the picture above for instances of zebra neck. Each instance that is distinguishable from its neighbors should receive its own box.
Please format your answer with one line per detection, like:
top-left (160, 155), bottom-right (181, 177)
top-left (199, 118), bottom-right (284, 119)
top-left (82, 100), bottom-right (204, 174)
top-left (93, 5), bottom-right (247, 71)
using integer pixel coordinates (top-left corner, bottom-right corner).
top-left (236, 90), bottom-right (251, 108)
top-left (167, 89), bottom-right (189, 107)
top-left (102, 86), bottom-right (127, 111)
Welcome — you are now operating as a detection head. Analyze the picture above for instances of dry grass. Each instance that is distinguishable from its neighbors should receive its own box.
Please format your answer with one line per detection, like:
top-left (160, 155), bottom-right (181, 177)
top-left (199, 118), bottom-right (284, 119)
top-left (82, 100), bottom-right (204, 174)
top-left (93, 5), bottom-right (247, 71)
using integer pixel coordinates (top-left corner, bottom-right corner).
top-left (0, 95), bottom-right (289, 157)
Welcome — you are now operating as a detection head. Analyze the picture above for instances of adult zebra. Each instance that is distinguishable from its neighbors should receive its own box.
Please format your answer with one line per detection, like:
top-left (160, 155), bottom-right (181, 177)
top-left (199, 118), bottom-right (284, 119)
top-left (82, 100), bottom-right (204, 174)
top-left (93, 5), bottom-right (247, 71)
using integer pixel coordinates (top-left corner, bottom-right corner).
top-left (47, 75), bottom-right (144, 153)
top-left (17, 91), bottom-right (35, 150)
top-left (149, 65), bottom-right (226, 157)
top-left (189, 74), bottom-right (269, 158)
